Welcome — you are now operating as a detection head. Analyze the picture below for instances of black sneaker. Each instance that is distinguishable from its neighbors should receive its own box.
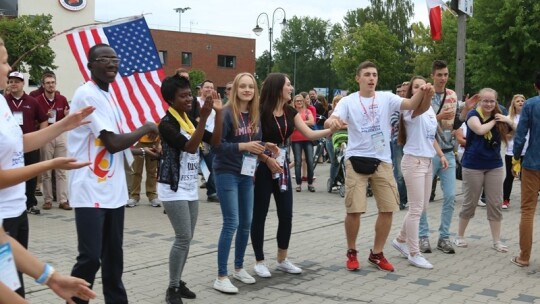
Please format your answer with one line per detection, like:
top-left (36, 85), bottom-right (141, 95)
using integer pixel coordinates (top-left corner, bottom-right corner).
top-left (26, 206), bottom-right (41, 215)
top-left (207, 195), bottom-right (219, 203)
top-left (165, 287), bottom-right (183, 304)
top-left (179, 280), bottom-right (196, 299)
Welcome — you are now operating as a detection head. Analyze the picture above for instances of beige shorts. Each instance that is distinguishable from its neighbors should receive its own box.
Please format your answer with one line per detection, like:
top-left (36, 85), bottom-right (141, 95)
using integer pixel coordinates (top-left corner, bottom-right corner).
top-left (344, 160), bottom-right (399, 214)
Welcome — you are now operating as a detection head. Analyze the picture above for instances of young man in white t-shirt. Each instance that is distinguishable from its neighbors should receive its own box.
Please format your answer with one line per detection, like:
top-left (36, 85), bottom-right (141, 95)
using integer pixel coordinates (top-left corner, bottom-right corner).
top-left (325, 61), bottom-right (433, 272)
top-left (67, 43), bottom-right (159, 303)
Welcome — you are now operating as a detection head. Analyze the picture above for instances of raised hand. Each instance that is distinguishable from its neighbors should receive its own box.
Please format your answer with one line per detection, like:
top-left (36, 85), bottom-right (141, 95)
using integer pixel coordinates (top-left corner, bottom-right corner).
top-left (59, 106), bottom-right (95, 131)
top-left (50, 157), bottom-right (91, 170)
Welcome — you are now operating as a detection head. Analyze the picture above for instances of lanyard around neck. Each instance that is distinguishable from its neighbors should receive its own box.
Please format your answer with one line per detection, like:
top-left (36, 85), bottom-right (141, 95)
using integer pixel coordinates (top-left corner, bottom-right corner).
top-left (273, 110), bottom-right (287, 145)
top-left (359, 92), bottom-right (376, 125)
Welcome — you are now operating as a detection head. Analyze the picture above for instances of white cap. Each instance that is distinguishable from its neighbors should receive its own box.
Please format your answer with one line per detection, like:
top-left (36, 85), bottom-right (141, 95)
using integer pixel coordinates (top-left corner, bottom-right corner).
top-left (8, 71), bottom-right (24, 81)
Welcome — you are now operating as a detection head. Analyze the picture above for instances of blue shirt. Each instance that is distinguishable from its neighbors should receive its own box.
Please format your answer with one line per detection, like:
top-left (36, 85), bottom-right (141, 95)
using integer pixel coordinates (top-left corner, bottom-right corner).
top-left (462, 109), bottom-right (503, 170)
top-left (514, 95), bottom-right (540, 171)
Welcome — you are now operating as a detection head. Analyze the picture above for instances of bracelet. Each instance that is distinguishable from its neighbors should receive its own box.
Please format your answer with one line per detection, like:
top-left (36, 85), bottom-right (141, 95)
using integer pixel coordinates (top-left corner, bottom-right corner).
top-left (36, 264), bottom-right (55, 285)
top-left (140, 148), bottom-right (145, 158)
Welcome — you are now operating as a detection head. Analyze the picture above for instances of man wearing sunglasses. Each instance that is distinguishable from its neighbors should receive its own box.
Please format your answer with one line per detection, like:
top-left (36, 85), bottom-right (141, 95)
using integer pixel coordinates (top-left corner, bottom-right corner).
top-left (67, 43), bottom-right (159, 303)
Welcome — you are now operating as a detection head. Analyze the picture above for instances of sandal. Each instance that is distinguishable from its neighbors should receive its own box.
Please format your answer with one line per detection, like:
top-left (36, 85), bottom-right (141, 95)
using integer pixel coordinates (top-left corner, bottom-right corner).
top-left (296, 186), bottom-right (302, 192)
top-left (308, 185), bottom-right (315, 192)
top-left (510, 256), bottom-right (529, 267)
top-left (453, 237), bottom-right (468, 248)
top-left (492, 241), bottom-right (508, 253)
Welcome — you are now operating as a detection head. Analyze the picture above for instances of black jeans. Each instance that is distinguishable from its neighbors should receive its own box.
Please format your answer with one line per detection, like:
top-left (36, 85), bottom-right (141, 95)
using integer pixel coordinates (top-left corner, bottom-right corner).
top-left (251, 162), bottom-right (293, 262)
top-left (71, 207), bottom-right (127, 304)
top-left (24, 149), bottom-right (39, 209)
top-left (3, 211), bottom-right (29, 297)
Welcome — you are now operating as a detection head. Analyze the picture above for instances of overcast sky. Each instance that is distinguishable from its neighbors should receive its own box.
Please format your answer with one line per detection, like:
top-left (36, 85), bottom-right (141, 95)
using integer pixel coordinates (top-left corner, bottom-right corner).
top-left (95, 0), bottom-right (431, 57)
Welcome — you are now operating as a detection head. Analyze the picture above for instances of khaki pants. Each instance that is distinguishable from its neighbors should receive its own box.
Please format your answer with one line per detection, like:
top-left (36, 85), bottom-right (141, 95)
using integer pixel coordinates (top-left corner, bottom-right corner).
top-left (518, 168), bottom-right (540, 262)
top-left (129, 142), bottom-right (158, 200)
top-left (41, 133), bottom-right (67, 203)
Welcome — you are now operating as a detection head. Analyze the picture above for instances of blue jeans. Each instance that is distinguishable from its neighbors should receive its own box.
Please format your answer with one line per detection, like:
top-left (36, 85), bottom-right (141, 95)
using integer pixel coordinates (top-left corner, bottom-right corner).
top-left (292, 140), bottom-right (314, 185)
top-left (326, 137), bottom-right (338, 183)
top-left (215, 173), bottom-right (254, 277)
top-left (202, 150), bottom-right (216, 197)
top-left (419, 151), bottom-right (456, 239)
top-left (391, 141), bottom-right (407, 207)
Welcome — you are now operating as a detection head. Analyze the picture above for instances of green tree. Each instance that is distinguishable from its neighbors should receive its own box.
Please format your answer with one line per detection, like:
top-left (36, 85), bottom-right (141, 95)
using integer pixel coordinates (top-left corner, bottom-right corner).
top-left (188, 69), bottom-right (205, 94)
top-left (332, 22), bottom-right (401, 92)
top-left (343, 0), bottom-right (415, 77)
top-left (0, 14), bottom-right (56, 82)
top-left (272, 16), bottom-right (335, 94)
top-left (255, 50), bottom-right (271, 85)
top-left (467, 0), bottom-right (540, 102)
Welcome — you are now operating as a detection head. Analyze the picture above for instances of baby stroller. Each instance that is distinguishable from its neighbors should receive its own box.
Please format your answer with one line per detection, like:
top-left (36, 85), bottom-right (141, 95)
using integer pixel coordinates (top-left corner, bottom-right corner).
top-left (327, 131), bottom-right (348, 197)
top-left (326, 130), bottom-right (373, 198)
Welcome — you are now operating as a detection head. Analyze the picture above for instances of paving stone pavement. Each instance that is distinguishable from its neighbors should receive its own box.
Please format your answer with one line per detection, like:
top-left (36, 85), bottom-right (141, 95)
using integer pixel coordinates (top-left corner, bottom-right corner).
top-left (24, 163), bottom-right (540, 303)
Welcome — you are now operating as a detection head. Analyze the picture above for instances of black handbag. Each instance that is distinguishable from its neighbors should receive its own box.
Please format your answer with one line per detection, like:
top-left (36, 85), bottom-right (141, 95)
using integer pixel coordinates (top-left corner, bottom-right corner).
top-left (349, 156), bottom-right (381, 175)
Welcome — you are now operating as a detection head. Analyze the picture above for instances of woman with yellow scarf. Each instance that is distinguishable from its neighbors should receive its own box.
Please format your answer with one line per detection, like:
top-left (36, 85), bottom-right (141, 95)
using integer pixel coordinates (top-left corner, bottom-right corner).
top-left (157, 74), bottom-right (222, 304)
top-left (454, 88), bottom-right (512, 252)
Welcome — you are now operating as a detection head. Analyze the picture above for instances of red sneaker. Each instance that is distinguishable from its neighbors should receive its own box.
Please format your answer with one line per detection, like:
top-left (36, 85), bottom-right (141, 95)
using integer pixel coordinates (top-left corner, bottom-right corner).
top-left (368, 249), bottom-right (394, 272)
top-left (346, 249), bottom-right (360, 271)
top-left (502, 199), bottom-right (510, 209)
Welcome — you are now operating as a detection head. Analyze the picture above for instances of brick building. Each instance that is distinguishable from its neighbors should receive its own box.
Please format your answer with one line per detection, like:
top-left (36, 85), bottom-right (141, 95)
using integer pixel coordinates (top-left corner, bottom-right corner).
top-left (151, 29), bottom-right (256, 93)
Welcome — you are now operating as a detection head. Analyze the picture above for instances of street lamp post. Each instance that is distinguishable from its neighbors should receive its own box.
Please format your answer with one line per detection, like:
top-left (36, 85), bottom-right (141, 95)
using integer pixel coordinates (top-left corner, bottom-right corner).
top-left (253, 7), bottom-right (287, 74)
top-left (292, 46), bottom-right (300, 95)
top-left (173, 7), bottom-right (191, 32)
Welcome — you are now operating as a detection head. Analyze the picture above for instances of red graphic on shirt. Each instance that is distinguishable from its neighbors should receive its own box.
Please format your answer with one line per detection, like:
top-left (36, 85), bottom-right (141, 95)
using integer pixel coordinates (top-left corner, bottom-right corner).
top-left (88, 138), bottom-right (115, 182)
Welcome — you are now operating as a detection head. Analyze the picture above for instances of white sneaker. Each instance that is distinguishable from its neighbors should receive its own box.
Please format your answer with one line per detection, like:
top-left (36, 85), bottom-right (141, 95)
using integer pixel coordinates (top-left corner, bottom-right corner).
top-left (150, 198), bottom-right (162, 207)
top-left (126, 198), bottom-right (138, 208)
top-left (477, 200), bottom-right (486, 207)
top-left (253, 262), bottom-right (271, 278)
top-left (408, 253), bottom-right (434, 269)
top-left (392, 238), bottom-right (409, 258)
top-left (276, 258), bottom-right (302, 274)
top-left (232, 269), bottom-right (256, 284)
top-left (213, 278), bottom-right (238, 294)
top-left (453, 237), bottom-right (468, 248)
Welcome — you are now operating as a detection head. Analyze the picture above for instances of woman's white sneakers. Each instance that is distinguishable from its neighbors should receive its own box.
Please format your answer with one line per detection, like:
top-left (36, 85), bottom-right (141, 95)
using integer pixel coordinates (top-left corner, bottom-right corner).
top-left (232, 269), bottom-right (256, 284)
top-left (213, 277), bottom-right (238, 294)
top-left (276, 258), bottom-right (303, 274)
top-left (254, 262), bottom-right (272, 277)
top-left (408, 253), bottom-right (434, 269)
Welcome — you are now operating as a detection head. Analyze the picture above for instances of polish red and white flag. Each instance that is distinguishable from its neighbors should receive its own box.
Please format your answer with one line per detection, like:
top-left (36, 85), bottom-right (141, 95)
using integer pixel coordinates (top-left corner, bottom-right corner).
top-left (427, 0), bottom-right (446, 40)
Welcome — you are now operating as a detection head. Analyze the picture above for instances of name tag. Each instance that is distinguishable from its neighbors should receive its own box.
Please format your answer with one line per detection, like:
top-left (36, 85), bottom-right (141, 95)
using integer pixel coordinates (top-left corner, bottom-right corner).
top-left (0, 242), bottom-right (21, 291)
top-left (13, 111), bottom-right (23, 125)
top-left (48, 110), bottom-right (57, 124)
top-left (275, 148), bottom-right (287, 167)
top-left (371, 132), bottom-right (385, 153)
top-left (240, 154), bottom-right (257, 176)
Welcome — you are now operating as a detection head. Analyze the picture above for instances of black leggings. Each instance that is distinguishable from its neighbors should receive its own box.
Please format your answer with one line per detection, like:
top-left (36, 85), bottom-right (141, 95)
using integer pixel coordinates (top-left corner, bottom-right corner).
top-left (251, 163), bottom-right (293, 262)
top-left (503, 154), bottom-right (522, 201)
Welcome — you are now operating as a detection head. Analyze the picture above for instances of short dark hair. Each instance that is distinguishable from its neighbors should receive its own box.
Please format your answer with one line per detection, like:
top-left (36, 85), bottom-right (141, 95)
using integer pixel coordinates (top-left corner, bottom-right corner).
top-left (432, 60), bottom-right (447, 73)
top-left (356, 61), bottom-right (377, 75)
top-left (535, 71), bottom-right (540, 90)
top-left (200, 79), bottom-right (213, 88)
top-left (41, 70), bottom-right (56, 82)
top-left (88, 43), bottom-right (111, 62)
top-left (160, 74), bottom-right (191, 105)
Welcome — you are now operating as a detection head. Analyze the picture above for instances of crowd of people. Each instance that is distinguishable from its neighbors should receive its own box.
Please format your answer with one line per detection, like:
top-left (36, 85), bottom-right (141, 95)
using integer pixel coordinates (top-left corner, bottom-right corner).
top-left (1, 36), bottom-right (540, 304)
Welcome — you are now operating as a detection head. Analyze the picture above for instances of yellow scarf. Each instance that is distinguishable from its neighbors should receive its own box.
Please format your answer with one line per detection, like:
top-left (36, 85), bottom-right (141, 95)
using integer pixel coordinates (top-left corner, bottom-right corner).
top-left (476, 106), bottom-right (492, 141)
top-left (168, 107), bottom-right (196, 135)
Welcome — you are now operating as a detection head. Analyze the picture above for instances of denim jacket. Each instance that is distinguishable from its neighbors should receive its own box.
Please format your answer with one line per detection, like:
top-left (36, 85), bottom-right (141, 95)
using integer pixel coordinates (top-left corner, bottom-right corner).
top-left (514, 95), bottom-right (540, 171)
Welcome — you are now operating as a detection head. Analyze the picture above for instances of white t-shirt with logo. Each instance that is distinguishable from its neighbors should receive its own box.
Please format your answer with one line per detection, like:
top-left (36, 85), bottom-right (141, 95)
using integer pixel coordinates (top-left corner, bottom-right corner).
top-left (402, 107), bottom-right (438, 158)
top-left (67, 82), bottom-right (128, 209)
top-left (157, 130), bottom-right (201, 201)
top-left (0, 96), bottom-right (26, 219)
top-left (331, 91), bottom-right (402, 163)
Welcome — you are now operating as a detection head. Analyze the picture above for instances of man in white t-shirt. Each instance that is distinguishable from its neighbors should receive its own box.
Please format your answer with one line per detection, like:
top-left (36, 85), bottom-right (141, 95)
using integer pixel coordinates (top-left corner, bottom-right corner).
top-left (325, 61), bottom-right (432, 273)
top-left (67, 43), bottom-right (158, 303)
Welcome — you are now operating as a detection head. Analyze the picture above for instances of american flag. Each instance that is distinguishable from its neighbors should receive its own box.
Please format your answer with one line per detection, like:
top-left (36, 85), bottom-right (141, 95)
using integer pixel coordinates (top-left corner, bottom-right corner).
top-left (66, 16), bottom-right (167, 132)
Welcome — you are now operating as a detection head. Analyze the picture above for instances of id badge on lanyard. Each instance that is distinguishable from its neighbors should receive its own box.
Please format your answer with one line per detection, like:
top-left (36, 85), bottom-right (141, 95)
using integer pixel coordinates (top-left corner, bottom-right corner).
top-left (241, 154), bottom-right (257, 176)
top-left (0, 242), bottom-right (21, 291)
top-left (275, 148), bottom-right (287, 167)
top-left (13, 111), bottom-right (23, 125)
top-left (371, 132), bottom-right (385, 154)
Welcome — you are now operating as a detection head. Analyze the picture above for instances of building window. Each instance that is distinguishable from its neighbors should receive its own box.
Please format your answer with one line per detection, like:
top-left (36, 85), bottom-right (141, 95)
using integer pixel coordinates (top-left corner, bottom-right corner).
top-left (158, 50), bottom-right (167, 65)
top-left (181, 52), bottom-right (192, 66)
top-left (217, 55), bottom-right (236, 68)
